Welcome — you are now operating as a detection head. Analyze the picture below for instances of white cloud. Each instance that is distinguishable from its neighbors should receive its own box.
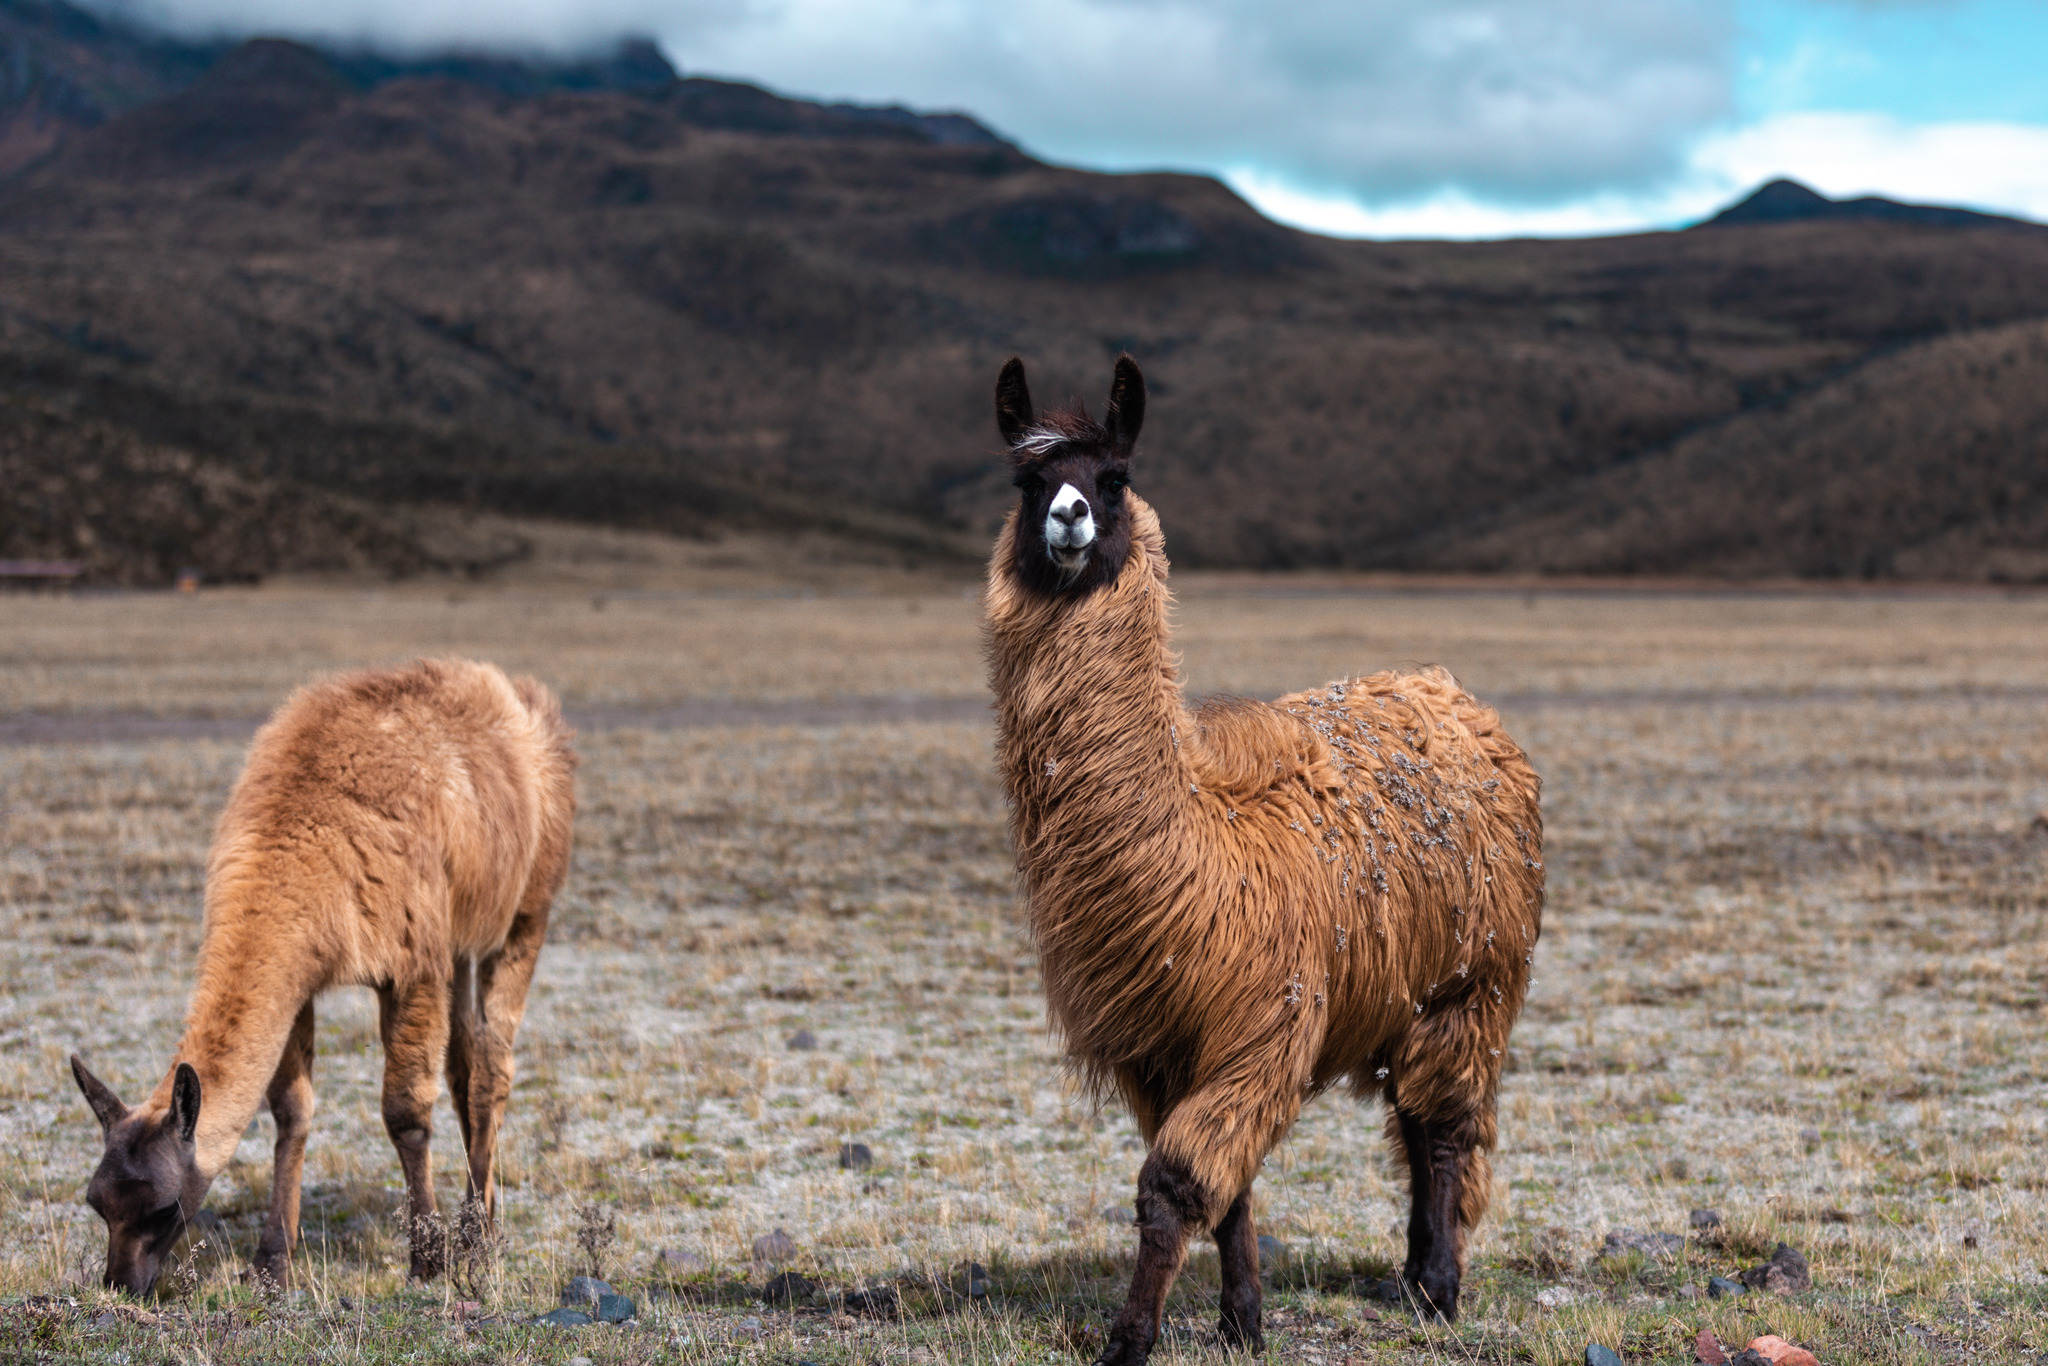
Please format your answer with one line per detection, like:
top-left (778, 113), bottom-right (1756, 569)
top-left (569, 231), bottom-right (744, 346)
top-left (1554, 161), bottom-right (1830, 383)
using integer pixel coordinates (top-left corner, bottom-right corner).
top-left (679, 0), bottom-right (1737, 203)
top-left (1692, 110), bottom-right (2048, 219)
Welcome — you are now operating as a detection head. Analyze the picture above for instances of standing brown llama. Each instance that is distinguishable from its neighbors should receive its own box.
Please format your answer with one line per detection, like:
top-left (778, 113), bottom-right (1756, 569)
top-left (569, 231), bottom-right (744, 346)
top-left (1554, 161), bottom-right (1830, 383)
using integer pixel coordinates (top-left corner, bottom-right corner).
top-left (984, 356), bottom-right (1544, 1362)
top-left (69, 658), bottom-right (576, 1294)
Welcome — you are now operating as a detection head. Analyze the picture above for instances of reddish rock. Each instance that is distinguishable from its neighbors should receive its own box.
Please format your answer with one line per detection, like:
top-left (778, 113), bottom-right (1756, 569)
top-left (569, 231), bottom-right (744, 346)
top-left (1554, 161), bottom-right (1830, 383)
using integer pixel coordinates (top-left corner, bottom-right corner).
top-left (1694, 1328), bottom-right (1729, 1365)
top-left (1748, 1335), bottom-right (1819, 1366)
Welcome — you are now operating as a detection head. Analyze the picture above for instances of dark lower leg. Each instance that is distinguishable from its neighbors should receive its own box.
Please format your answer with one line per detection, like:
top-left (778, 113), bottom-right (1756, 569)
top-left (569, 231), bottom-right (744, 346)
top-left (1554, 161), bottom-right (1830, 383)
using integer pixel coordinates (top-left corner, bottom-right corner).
top-left (1213, 1186), bottom-right (1263, 1352)
top-left (1096, 1152), bottom-right (1210, 1366)
top-left (1398, 1110), bottom-right (1470, 1322)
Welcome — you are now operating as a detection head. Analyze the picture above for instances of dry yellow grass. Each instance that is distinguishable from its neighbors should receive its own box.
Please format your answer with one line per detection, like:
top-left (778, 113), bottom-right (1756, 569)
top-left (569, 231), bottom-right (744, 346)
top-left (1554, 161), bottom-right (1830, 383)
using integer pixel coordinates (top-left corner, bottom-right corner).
top-left (3, 526), bottom-right (2047, 1362)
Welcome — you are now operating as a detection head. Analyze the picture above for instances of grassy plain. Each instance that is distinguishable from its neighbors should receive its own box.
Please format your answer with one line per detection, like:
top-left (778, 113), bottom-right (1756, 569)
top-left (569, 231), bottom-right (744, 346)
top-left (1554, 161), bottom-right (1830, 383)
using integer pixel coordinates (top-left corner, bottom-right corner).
top-left (3, 524), bottom-right (2048, 1363)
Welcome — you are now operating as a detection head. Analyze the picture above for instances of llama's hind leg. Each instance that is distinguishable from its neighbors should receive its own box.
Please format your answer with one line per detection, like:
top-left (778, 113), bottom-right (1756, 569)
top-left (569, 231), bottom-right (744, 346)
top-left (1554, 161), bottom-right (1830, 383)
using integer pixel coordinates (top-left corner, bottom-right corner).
top-left (1390, 1106), bottom-right (1490, 1321)
top-left (251, 1002), bottom-right (316, 1288)
top-left (379, 974), bottom-right (452, 1281)
top-left (1213, 1185), bottom-right (1264, 1353)
top-left (455, 900), bottom-right (548, 1222)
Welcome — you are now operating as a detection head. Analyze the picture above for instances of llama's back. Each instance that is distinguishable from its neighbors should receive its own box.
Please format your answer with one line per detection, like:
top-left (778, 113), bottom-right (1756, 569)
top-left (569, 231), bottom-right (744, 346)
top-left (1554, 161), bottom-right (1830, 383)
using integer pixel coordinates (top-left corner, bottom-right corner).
top-left (205, 659), bottom-right (576, 982)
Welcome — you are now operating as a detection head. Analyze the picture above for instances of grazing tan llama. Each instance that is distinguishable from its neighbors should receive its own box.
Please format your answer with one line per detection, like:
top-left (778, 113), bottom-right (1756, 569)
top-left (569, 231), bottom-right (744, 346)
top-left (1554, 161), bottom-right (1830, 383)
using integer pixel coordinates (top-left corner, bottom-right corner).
top-left (70, 658), bottom-right (576, 1294)
top-left (984, 356), bottom-right (1545, 1362)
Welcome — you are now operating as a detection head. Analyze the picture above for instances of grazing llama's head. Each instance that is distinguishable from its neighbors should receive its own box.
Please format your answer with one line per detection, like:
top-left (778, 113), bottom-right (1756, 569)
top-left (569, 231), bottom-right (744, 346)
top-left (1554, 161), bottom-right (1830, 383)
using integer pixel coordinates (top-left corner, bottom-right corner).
top-left (995, 354), bottom-right (1146, 597)
top-left (71, 1055), bottom-right (207, 1296)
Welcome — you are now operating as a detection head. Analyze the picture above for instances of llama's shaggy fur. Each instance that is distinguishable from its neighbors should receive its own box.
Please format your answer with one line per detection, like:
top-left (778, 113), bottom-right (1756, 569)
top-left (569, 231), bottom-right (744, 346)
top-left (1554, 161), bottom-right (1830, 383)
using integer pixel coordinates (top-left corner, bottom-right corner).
top-left (72, 658), bottom-right (575, 1293)
top-left (985, 359), bottom-right (1543, 1360)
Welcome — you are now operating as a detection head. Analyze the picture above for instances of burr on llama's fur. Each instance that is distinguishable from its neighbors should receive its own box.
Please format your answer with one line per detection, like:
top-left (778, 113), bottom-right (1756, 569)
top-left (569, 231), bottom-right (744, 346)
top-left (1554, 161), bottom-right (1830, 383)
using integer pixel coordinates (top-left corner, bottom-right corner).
top-left (70, 658), bottom-right (576, 1294)
top-left (984, 356), bottom-right (1544, 1362)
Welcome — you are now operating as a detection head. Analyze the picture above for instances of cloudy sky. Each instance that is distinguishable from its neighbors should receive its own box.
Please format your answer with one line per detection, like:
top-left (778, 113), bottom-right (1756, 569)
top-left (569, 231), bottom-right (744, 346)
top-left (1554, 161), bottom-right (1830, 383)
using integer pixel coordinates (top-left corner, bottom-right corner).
top-left (97, 0), bottom-right (2048, 238)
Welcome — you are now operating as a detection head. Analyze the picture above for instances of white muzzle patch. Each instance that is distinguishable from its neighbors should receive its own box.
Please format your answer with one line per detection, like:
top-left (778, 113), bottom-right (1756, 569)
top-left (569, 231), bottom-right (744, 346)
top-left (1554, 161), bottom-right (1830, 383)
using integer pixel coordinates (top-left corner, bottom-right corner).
top-left (1044, 482), bottom-right (1096, 573)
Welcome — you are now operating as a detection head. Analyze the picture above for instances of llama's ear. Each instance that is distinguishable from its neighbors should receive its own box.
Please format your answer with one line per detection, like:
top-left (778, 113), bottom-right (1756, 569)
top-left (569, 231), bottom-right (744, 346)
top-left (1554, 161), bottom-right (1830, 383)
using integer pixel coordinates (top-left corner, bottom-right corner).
top-left (995, 356), bottom-right (1034, 447)
top-left (1105, 354), bottom-right (1145, 452)
top-left (168, 1063), bottom-right (202, 1146)
top-left (71, 1054), bottom-right (128, 1135)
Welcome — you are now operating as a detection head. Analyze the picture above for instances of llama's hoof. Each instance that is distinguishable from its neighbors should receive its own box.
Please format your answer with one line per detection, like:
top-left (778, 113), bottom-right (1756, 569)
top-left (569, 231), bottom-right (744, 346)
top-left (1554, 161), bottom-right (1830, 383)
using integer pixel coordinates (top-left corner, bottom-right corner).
top-left (1091, 1330), bottom-right (1155, 1366)
top-left (1406, 1271), bottom-right (1460, 1322)
top-left (245, 1257), bottom-right (289, 1291)
top-left (1218, 1316), bottom-right (1265, 1354)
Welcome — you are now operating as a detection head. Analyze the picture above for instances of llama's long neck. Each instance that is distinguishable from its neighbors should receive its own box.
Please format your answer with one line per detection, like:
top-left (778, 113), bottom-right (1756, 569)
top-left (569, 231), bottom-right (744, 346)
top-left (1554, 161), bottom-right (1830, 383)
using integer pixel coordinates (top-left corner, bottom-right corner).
top-left (146, 853), bottom-right (325, 1178)
top-left (986, 496), bottom-right (1202, 949)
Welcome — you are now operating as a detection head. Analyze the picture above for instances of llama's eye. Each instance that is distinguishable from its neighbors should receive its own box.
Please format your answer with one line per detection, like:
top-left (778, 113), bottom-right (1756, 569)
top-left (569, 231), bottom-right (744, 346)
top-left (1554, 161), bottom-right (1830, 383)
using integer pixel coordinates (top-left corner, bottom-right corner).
top-left (1100, 474), bottom-right (1127, 498)
top-left (1015, 472), bottom-right (1044, 495)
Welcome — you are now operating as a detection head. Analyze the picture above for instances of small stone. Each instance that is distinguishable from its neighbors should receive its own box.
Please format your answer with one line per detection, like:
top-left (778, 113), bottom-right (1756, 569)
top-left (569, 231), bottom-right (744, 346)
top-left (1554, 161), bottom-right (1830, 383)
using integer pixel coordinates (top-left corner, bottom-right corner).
top-left (1798, 1127), bottom-right (1822, 1150)
top-left (561, 1276), bottom-right (614, 1307)
top-left (1585, 1345), bottom-right (1623, 1366)
top-left (1739, 1243), bottom-right (1811, 1294)
top-left (1694, 1328), bottom-right (1729, 1365)
top-left (839, 1142), bottom-right (873, 1171)
top-left (1602, 1228), bottom-right (1685, 1258)
top-left (1101, 1204), bottom-right (1133, 1225)
top-left (1358, 1305), bottom-right (1381, 1321)
top-left (569, 1357), bottom-right (592, 1366)
top-left (1747, 1335), bottom-right (1819, 1366)
top-left (737, 1315), bottom-right (763, 1341)
top-left (1256, 1234), bottom-right (1289, 1270)
top-left (763, 1270), bottom-right (814, 1304)
top-left (786, 1029), bottom-right (818, 1051)
top-left (1372, 1278), bottom-right (1403, 1303)
top-left (1690, 1208), bottom-right (1723, 1230)
top-left (1536, 1285), bottom-right (1577, 1309)
top-left (843, 1285), bottom-right (901, 1318)
top-left (1677, 1282), bottom-right (1702, 1300)
top-left (594, 1293), bottom-right (636, 1323)
top-left (952, 1262), bottom-right (990, 1298)
top-left (533, 1308), bottom-right (593, 1327)
top-left (1728, 1352), bottom-right (1771, 1366)
top-left (752, 1228), bottom-right (798, 1265)
top-left (1708, 1276), bottom-right (1746, 1299)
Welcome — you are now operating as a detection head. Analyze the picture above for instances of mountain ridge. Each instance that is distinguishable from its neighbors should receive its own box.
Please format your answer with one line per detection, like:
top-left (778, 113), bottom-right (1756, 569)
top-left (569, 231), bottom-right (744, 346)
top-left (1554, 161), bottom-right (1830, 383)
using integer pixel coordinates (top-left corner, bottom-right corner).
top-left (2, 6), bottom-right (2046, 583)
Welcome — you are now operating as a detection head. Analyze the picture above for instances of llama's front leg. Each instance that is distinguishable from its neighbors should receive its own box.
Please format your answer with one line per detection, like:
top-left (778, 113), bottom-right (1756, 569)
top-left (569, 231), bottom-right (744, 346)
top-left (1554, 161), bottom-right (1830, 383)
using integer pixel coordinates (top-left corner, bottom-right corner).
top-left (379, 975), bottom-right (452, 1281)
top-left (1213, 1185), bottom-right (1264, 1353)
top-left (1096, 1150), bottom-right (1211, 1366)
top-left (1395, 1108), bottom-right (1474, 1321)
top-left (252, 1002), bottom-right (316, 1288)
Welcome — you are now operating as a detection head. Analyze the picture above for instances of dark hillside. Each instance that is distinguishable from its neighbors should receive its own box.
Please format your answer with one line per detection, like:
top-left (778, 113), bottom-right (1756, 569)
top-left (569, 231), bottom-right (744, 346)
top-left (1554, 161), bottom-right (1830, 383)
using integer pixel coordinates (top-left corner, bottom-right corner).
top-left (1, 12), bottom-right (2045, 580)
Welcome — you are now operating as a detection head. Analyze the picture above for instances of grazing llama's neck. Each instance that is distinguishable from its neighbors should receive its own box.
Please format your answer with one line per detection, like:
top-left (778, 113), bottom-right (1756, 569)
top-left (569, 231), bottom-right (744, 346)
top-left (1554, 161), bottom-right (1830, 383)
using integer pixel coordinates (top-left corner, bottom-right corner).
top-left (150, 852), bottom-right (325, 1178)
top-left (985, 496), bottom-right (1200, 911)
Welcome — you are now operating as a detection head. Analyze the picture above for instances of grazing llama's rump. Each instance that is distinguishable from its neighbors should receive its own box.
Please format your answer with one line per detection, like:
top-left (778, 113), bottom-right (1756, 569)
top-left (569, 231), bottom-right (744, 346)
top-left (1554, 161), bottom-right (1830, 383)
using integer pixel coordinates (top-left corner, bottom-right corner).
top-left (71, 658), bottom-right (575, 1293)
top-left (984, 356), bottom-right (1544, 1363)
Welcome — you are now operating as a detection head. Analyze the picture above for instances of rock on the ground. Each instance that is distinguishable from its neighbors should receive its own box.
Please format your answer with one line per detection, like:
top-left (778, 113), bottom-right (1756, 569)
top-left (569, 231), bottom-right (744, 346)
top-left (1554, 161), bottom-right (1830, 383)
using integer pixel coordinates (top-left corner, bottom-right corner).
top-left (534, 1308), bottom-right (593, 1327)
top-left (1728, 1351), bottom-right (1771, 1366)
top-left (1677, 1283), bottom-right (1702, 1300)
top-left (1739, 1244), bottom-right (1812, 1294)
top-left (763, 1270), bottom-right (814, 1303)
top-left (1602, 1228), bottom-right (1685, 1258)
top-left (752, 1228), bottom-right (798, 1265)
top-left (1585, 1344), bottom-right (1623, 1366)
top-left (1256, 1234), bottom-right (1288, 1270)
top-left (1694, 1328), bottom-right (1729, 1364)
top-left (786, 1028), bottom-right (818, 1050)
top-left (1707, 1275), bottom-right (1746, 1299)
top-left (839, 1142), bottom-right (873, 1171)
top-left (843, 1285), bottom-right (902, 1318)
top-left (561, 1276), bottom-right (613, 1307)
top-left (1747, 1335), bottom-right (1819, 1366)
top-left (1536, 1285), bottom-right (1578, 1309)
top-left (953, 1262), bottom-right (990, 1298)
top-left (594, 1293), bottom-right (636, 1323)
top-left (1690, 1209), bottom-right (1723, 1230)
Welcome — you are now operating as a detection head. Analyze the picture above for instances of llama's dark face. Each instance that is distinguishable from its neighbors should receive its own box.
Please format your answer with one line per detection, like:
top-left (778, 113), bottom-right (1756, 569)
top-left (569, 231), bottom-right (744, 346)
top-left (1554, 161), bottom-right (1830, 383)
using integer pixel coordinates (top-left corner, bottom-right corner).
top-left (73, 1056), bottom-right (205, 1297)
top-left (995, 355), bottom-right (1146, 598)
